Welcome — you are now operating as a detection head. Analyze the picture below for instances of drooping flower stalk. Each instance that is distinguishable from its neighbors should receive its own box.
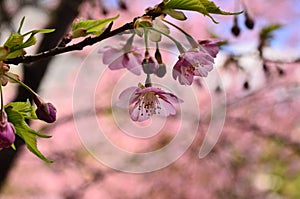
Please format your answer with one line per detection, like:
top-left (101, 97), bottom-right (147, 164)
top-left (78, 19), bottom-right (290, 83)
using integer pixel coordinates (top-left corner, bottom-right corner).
top-left (150, 27), bottom-right (185, 54)
top-left (5, 73), bottom-right (57, 123)
top-left (162, 19), bottom-right (199, 48)
top-left (142, 30), bottom-right (158, 77)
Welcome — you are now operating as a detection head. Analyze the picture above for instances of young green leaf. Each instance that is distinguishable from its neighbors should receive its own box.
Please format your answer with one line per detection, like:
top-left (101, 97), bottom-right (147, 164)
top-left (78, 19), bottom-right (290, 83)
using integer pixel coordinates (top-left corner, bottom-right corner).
top-left (21, 29), bottom-right (55, 49)
top-left (5, 100), bottom-right (38, 119)
top-left (5, 102), bottom-right (52, 163)
top-left (260, 24), bottom-right (282, 41)
top-left (22, 36), bottom-right (37, 49)
top-left (162, 0), bottom-right (242, 23)
top-left (162, 9), bottom-right (187, 20)
top-left (5, 49), bottom-right (26, 59)
top-left (22, 29), bottom-right (55, 37)
top-left (0, 17), bottom-right (55, 60)
top-left (4, 33), bottom-right (24, 50)
top-left (71, 15), bottom-right (119, 38)
top-left (17, 16), bottom-right (26, 34)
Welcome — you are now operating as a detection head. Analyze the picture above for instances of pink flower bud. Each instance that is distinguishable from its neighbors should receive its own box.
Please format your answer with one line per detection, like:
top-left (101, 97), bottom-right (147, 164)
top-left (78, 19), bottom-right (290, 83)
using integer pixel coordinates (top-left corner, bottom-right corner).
top-left (0, 112), bottom-right (15, 150)
top-left (34, 96), bottom-right (57, 123)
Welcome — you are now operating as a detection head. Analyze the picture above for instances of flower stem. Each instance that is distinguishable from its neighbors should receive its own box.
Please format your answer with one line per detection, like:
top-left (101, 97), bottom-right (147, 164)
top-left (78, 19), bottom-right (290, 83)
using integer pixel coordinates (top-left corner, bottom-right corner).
top-left (124, 33), bottom-right (135, 52)
top-left (145, 74), bottom-right (152, 87)
top-left (150, 27), bottom-right (186, 54)
top-left (144, 28), bottom-right (150, 51)
top-left (162, 19), bottom-right (199, 48)
top-left (4, 73), bottom-right (39, 96)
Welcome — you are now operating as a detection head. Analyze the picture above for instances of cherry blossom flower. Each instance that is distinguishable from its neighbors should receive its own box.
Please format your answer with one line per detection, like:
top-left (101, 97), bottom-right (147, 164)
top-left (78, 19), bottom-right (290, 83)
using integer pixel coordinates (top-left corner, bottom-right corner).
top-left (172, 40), bottom-right (220, 85)
top-left (99, 45), bottom-right (143, 75)
top-left (0, 112), bottom-right (15, 150)
top-left (119, 84), bottom-right (183, 122)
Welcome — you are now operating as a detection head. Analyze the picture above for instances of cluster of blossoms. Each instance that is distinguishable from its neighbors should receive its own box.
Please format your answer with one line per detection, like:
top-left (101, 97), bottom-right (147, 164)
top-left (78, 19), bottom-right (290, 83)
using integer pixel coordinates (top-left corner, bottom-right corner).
top-left (99, 14), bottom-right (220, 122)
top-left (0, 61), bottom-right (57, 150)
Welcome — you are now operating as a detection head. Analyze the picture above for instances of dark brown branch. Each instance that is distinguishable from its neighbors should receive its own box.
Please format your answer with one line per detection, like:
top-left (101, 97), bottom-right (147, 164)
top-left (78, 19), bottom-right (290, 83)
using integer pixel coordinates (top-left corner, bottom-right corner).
top-left (4, 21), bottom-right (134, 65)
top-left (0, 0), bottom-right (87, 190)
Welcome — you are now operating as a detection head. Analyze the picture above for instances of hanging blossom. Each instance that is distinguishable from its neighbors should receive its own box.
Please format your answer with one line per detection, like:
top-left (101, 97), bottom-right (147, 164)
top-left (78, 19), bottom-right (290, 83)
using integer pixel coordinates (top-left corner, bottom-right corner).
top-left (0, 111), bottom-right (15, 150)
top-left (172, 39), bottom-right (221, 85)
top-left (118, 84), bottom-right (183, 122)
top-left (98, 43), bottom-right (143, 75)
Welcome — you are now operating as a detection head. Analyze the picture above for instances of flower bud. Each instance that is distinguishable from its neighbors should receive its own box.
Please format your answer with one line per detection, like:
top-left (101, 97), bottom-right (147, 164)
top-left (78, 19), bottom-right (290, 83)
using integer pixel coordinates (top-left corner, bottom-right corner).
top-left (0, 112), bottom-right (15, 150)
top-left (34, 96), bottom-right (57, 123)
top-left (118, 0), bottom-right (127, 10)
top-left (155, 48), bottom-right (163, 64)
top-left (245, 12), bottom-right (255, 30)
top-left (276, 66), bottom-right (285, 76)
top-left (243, 81), bottom-right (250, 90)
top-left (231, 16), bottom-right (241, 37)
top-left (142, 57), bottom-right (157, 74)
top-left (156, 64), bottom-right (167, 78)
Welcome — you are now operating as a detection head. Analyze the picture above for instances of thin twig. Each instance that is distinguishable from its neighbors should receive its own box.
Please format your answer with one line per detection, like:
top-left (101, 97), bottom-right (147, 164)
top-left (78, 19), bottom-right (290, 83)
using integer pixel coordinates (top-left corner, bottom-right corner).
top-left (4, 21), bottom-right (134, 65)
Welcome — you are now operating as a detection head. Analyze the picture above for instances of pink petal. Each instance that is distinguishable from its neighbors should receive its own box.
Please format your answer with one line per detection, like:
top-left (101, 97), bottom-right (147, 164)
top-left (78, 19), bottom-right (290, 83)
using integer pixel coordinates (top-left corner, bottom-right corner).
top-left (160, 93), bottom-right (183, 104)
top-left (173, 67), bottom-right (193, 85)
top-left (108, 56), bottom-right (125, 70)
top-left (122, 53), bottom-right (142, 75)
top-left (198, 39), bottom-right (222, 58)
top-left (158, 99), bottom-right (176, 116)
top-left (129, 102), bottom-right (149, 122)
top-left (99, 46), bottom-right (122, 64)
top-left (194, 64), bottom-right (213, 77)
top-left (117, 87), bottom-right (138, 108)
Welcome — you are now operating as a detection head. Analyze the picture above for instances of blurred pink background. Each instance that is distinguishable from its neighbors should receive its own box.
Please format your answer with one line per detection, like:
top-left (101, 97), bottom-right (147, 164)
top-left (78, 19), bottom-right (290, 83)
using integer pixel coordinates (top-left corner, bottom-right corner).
top-left (1, 0), bottom-right (300, 198)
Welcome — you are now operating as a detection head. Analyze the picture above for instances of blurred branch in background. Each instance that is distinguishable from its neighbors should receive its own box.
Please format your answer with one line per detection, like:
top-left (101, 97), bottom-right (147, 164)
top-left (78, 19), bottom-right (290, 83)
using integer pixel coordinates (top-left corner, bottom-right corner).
top-left (0, 0), bottom-right (85, 189)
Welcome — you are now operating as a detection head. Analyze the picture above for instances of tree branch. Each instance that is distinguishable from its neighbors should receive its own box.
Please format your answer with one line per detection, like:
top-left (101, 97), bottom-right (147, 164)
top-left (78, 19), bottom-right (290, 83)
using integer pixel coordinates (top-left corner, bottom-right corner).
top-left (4, 21), bottom-right (134, 65)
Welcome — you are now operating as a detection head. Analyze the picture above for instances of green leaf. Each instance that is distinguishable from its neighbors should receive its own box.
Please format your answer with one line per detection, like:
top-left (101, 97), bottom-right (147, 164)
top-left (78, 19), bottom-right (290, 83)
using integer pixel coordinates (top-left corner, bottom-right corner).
top-left (5, 100), bottom-right (37, 119)
top-left (163, 0), bottom-right (242, 23)
top-left (17, 16), bottom-right (26, 34)
top-left (22, 36), bottom-right (37, 49)
top-left (5, 102), bottom-right (52, 163)
top-left (4, 33), bottom-right (24, 50)
top-left (0, 17), bottom-right (55, 60)
top-left (21, 29), bottom-right (55, 49)
top-left (260, 24), bottom-right (282, 41)
top-left (162, 9), bottom-right (187, 20)
top-left (22, 29), bottom-right (55, 37)
top-left (71, 15), bottom-right (119, 38)
top-left (5, 49), bottom-right (26, 59)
